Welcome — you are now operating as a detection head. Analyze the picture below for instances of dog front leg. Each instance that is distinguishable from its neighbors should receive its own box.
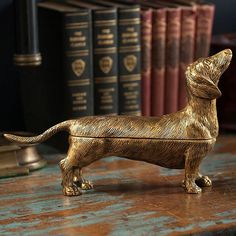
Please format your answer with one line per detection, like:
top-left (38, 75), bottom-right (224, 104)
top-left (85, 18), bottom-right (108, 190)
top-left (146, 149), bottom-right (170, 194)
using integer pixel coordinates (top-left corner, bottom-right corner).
top-left (183, 149), bottom-right (203, 194)
top-left (73, 168), bottom-right (93, 190)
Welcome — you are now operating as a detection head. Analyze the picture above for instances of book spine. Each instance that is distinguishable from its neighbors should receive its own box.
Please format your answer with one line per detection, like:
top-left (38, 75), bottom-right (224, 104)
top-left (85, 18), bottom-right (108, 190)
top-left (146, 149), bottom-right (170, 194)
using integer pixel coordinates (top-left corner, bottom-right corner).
top-left (93, 9), bottom-right (118, 115)
top-left (118, 7), bottom-right (142, 116)
top-left (194, 4), bottom-right (215, 60)
top-left (178, 7), bottom-right (196, 110)
top-left (164, 8), bottom-right (181, 114)
top-left (63, 10), bottom-right (94, 118)
top-left (151, 8), bottom-right (166, 117)
top-left (141, 8), bottom-right (152, 116)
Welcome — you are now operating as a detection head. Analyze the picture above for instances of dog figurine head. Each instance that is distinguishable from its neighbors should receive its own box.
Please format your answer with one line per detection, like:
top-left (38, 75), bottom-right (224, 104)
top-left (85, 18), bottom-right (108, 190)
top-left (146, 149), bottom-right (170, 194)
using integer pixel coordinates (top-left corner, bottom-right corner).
top-left (186, 49), bottom-right (232, 100)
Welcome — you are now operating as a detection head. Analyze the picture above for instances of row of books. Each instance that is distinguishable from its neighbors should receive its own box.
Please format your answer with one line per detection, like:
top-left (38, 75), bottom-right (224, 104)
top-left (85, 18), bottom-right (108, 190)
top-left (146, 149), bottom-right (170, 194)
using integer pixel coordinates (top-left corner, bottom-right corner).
top-left (139, 0), bottom-right (215, 116)
top-left (36, 0), bottom-right (142, 121)
top-left (20, 0), bottom-right (214, 134)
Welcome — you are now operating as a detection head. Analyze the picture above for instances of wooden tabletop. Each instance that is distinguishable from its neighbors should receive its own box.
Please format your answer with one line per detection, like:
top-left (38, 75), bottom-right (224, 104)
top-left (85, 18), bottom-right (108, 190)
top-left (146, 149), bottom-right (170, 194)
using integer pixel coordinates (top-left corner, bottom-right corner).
top-left (0, 135), bottom-right (236, 235)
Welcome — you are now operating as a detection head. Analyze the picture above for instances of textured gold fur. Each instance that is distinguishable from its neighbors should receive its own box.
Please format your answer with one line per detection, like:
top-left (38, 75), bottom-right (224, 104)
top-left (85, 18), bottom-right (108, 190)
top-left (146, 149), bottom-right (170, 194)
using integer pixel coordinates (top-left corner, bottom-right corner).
top-left (4, 49), bottom-right (232, 196)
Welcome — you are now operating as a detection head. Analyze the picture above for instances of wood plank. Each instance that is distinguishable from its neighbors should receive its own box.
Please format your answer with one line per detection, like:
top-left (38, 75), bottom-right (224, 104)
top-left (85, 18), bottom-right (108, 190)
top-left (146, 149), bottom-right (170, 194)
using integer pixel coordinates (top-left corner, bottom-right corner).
top-left (0, 135), bottom-right (236, 235)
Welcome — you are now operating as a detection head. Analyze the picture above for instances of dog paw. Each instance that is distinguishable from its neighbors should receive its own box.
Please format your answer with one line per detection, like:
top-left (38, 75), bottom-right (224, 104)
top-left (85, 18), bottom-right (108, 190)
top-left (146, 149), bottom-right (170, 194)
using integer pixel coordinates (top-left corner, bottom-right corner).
top-left (196, 175), bottom-right (212, 187)
top-left (81, 180), bottom-right (93, 190)
top-left (182, 181), bottom-right (202, 194)
top-left (62, 186), bottom-right (82, 196)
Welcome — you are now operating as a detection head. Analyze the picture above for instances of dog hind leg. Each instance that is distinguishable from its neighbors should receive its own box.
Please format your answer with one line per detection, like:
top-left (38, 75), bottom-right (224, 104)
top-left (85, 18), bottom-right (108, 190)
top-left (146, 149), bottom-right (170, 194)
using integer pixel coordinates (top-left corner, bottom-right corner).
top-left (73, 168), bottom-right (93, 190)
top-left (59, 158), bottom-right (81, 196)
top-left (59, 144), bottom-right (83, 196)
top-left (195, 173), bottom-right (212, 187)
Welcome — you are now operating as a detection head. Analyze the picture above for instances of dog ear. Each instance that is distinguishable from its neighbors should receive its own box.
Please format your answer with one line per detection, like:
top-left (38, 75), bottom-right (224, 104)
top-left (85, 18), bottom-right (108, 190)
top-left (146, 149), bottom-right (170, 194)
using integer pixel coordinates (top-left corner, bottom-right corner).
top-left (188, 77), bottom-right (222, 99)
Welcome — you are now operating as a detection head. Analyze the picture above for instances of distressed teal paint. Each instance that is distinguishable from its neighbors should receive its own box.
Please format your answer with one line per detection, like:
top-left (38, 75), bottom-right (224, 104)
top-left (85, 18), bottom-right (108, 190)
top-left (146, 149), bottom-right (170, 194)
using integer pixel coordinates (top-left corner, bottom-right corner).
top-left (0, 190), bottom-right (131, 221)
top-left (1, 202), bottom-right (133, 235)
top-left (216, 208), bottom-right (236, 217)
top-left (159, 168), bottom-right (183, 176)
top-left (0, 139), bottom-right (236, 236)
top-left (110, 214), bottom-right (176, 236)
top-left (201, 153), bottom-right (236, 173)
top-left (101, 156), bottom-right (123, 163)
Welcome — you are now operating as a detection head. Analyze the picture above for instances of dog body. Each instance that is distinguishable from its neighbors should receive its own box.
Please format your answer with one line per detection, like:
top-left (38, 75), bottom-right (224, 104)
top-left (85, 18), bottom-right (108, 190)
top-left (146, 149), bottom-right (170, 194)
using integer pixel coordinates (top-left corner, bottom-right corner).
top-left (4, 49), bottom-right (232, 196)
top-left (65, 109), bottom-right (216, 170)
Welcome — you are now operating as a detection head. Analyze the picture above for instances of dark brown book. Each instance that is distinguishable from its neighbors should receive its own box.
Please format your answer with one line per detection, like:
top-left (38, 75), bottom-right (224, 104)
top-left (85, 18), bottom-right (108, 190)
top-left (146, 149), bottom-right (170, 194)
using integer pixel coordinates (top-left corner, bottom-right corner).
top-left (39, 1), bottom-right (94, 119)
top-left (93, 8), bottom-right (118, 115)
top-left (66, 0), bottom-right (119, 115)
top-left (63, 11), bottom-right (94, 118)
top-left (86, 0), bottom-right (142, 116)
top-left (117, 5), bottom-right (142, 116)
top-left (141, 8), bottom-right (152, 116)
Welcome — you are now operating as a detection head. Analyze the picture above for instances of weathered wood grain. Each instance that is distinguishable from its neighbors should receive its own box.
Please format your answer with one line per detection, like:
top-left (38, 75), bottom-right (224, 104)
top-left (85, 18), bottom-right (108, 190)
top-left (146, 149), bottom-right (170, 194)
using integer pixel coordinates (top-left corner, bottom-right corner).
top-left (0, 135), bottom-right (236, 235)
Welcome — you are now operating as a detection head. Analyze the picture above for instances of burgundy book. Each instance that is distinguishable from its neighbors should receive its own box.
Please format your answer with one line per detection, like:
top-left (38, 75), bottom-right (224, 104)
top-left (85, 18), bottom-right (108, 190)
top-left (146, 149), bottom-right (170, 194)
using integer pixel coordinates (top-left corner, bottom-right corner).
top-left (194, 3), bottom-right (215, 60)
top-left (141, 8), bottom-right (152, 116)
top-left (151, 8), bottom-right (166, 116)
top-left (178, 6), bottom-right (196, 110)
top-left (144, 0), bottom-right (180, 115)
top-left (164, 7), bottom-right (181, 114)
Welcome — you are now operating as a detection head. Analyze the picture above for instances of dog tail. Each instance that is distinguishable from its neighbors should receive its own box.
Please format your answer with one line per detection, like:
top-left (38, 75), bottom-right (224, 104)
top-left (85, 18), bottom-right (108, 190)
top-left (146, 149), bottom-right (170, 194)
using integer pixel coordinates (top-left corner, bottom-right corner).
top-left (4, 120), bottom-right (72, 145)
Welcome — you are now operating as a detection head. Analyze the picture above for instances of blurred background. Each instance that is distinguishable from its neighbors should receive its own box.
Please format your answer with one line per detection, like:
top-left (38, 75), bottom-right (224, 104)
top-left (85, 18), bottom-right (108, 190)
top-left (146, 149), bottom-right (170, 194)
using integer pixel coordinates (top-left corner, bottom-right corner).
top-left (0, 0), bottom-right (236, 132)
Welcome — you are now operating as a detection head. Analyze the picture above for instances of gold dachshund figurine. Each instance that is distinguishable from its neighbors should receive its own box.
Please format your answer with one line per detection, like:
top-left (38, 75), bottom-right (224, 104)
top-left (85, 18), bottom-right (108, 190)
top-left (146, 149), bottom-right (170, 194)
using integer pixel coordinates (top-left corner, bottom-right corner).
top-left (4, 49), bottom-right (232, 196)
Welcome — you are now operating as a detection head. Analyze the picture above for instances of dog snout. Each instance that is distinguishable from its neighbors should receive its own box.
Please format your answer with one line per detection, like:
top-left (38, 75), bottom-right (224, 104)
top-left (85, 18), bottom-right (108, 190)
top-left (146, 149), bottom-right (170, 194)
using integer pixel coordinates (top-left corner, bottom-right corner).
top-left (222, 49), bottom-right (233, 61)
top-left (216, 49), bottom-right (232, 62)
top-left (223, 48), bottom-right (232, 56)
top-left (210, 49), bottom-right (232, 70)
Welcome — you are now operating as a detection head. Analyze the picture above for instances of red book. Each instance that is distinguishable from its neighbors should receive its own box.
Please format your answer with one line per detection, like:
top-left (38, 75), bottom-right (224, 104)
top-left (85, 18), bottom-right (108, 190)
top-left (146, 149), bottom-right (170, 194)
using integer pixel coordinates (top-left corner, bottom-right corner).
top-left (141, 8), bottom-right (152, 116)
top-left (194, 3), bottom-right (215, 59)
top-left (164, 7), bottom-right (181, 114)
top-left (151, 8), bottom-right (166, 116)
top-left (132, 1), bottom-right (167, 117)
top-left (178, 6), bottom-right (196, 110)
